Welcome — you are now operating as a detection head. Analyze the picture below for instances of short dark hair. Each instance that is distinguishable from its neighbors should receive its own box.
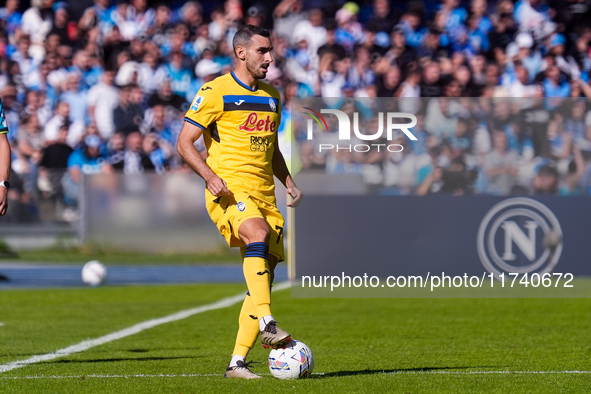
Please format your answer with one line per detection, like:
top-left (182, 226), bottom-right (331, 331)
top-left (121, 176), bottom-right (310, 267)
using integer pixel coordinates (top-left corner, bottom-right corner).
top-left (538, 164), bottom-right (558, 177)
top-left (232, 24), bottom-right (271, 54)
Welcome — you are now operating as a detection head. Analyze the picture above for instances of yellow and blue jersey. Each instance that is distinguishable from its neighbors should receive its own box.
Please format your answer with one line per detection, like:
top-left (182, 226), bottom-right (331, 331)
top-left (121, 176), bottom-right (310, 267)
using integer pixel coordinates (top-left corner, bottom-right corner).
top-left (184, 72), bottom-right (282, 205)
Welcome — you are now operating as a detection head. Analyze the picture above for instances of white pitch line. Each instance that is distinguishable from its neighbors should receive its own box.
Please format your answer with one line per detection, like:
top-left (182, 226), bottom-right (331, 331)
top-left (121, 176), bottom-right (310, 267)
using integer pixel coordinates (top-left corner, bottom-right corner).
top-left (1, 371), bottom-right (591, 380)
top-left (0, 322), bottom-right (4, 327)
top-left (0, 281), bottom-right (291, 374)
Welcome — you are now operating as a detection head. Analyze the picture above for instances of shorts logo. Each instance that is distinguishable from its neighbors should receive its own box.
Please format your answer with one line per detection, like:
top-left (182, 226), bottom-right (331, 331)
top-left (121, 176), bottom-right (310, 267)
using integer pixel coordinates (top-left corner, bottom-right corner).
top-left (477, 198), bottom-right (563, 278)
top-left (269, 98), bottom-right (276, 112)
top-left (250, 136), bottom-right (270, 152)
top-left (237, 201), bottom-right (246, 212)
top-left (191, 95), bottom-right (204, 111)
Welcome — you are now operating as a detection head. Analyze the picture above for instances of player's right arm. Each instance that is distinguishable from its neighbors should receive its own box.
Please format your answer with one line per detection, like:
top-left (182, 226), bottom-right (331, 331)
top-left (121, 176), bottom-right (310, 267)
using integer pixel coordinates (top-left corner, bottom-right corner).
top-left (0, 133), bottom-right (10, 216)
top-left (0, 99), bottom-right (11, 216)
top-left (177, 121), bottom-right (230, 196)
top-left (179, 83), bottom-right (230, 197)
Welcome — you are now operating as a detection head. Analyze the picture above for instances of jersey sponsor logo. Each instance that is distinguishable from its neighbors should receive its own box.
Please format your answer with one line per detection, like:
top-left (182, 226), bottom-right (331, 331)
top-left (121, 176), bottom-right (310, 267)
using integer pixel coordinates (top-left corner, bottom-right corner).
top-left (235, 99), bottom-right (245, 105)
top-left (250, 136), bottom-right (270, 152)
top-left (239, 112), bottom-right (277, 132)
top-left (191, 95), bottom-right (204, 111)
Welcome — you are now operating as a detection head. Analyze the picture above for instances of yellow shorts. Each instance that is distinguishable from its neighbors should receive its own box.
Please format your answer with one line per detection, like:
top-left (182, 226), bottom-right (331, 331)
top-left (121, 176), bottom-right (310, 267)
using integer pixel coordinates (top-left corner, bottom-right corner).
top-left (206, 191), bottom-right (285, 262)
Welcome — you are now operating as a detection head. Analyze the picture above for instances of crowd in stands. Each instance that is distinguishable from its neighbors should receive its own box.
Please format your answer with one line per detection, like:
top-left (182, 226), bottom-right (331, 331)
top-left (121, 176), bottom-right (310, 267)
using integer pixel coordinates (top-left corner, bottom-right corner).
top-left (1, 0), bottom-right (591, 221)
top-left (296, 96), bottom-right (591, 196)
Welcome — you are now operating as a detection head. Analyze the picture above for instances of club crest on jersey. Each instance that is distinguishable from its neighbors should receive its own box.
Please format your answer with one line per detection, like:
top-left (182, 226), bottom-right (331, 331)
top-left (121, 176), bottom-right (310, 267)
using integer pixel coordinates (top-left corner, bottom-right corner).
top-left (191, 95), bottom-right (204, 111)
top-left (237, 201), bottom-right (246, 212)
top-left (269, 98), bottom-right (276, 112)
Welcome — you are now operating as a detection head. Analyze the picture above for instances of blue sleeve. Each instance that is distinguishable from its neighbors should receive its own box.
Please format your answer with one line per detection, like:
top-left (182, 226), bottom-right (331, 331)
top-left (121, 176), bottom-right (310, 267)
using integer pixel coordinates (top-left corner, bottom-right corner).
top-left (67, 150), bottom-right (84, 168)
top-left (0, 100), bottom-right (8, 133)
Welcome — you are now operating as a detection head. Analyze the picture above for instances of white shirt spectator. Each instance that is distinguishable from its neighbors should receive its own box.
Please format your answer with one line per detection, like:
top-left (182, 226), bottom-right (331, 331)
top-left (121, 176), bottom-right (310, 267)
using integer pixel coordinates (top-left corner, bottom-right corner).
top-left (509, 80), bottom-right (538, 97)
top-left (10, 52), bottom-right (42, 88)
top-left (21, 6), bottom-right (52, 46)
top-left (44, 114), bottom-right (66, 142)
top-left (292, 20), bottom-right (327, 56)
top-left (87, 82), bottom-right (119, 139)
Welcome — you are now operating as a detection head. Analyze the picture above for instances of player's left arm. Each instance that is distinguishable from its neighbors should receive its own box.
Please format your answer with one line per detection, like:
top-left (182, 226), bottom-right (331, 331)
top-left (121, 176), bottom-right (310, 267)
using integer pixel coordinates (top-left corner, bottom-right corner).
top-left (272, 143), bottom-right (303, 207)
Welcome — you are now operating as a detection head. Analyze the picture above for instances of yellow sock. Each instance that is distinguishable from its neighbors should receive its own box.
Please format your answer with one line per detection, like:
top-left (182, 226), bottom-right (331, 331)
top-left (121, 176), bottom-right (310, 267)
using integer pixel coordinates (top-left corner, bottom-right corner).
top-left (242, 242), bottom-right (272, 319)
top-left (232, 292), bottom-right (260, 357)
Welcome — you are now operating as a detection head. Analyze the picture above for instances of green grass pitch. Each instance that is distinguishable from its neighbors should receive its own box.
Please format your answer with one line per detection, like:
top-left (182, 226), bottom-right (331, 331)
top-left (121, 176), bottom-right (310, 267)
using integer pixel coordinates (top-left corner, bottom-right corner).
top-left (1, 283), bottom-right (590, 393)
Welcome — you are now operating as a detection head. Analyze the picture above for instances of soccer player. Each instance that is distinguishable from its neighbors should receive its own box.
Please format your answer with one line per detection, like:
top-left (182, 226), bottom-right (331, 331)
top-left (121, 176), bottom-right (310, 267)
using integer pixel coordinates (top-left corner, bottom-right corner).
top-left (0, 97), bottom-right (11, 216)
top-left (177, 25), bottom-right (303, 379)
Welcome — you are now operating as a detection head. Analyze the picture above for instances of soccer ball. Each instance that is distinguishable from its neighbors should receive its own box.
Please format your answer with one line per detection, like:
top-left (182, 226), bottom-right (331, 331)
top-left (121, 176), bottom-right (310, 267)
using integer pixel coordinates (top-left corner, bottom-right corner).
top-left (268, 339), bottom-right (314, 380)
top-left (81, 260), bottom-right (107, 286)
top-left (543, 230), bottom-right (562, 250)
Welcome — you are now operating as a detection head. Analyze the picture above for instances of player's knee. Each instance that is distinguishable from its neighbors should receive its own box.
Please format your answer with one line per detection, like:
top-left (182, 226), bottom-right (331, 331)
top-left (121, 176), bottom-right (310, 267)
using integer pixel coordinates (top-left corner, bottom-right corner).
top-left (239, 218), bottom-right (270, 244)
top-left (249, 227), bottom-right (270, 243)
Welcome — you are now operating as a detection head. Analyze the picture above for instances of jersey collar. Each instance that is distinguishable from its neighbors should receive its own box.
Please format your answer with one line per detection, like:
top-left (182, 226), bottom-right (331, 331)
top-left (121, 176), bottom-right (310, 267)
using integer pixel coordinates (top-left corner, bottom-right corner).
top-left (231, 71), bottom-right (258, 92)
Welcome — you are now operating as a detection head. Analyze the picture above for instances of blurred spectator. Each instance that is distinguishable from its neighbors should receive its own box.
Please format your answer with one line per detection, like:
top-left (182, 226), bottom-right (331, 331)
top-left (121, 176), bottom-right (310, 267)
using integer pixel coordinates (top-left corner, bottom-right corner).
top-left (37, 122), bottom-right (72, 199)
top-left (398, 10), bottom-right (427, 49)
top-left (533, 163), bottom-right (559, 195)
top-left (128, 0), bottom-right (156, 40)
top-left (23, 89), bottom-right (51, 126)
top-left (61, 133), bottom-right (110, 213)
top-left (21, 0), bottom-right (54, 51)
top-left (418, 155), bottom-right (476, 196)
top-left (87, 68), bottom-right (119, 139)
top-left (155, 48), bottom-right (193, 97)
top-left (113, 84), bottom-right (144, 135)
top-left (293, 8), bottom-right (326, 57)
top-left (60, 72), bottom-right (88, 124)
top-left (0, 0), bottom-right (23, 38)
top-left (318, 19), bottom-right (347, 61)
top-left (17, 111), bottom-right (44, 169)
top-left (10, 35), bottom-right (42, 88)
top-left (137, 50), bottom-right (160, 94)
top-left (366, 0), bottom-right (396, 33)
top-left (70, 50), bottom-right (103, 91)
top-left (484, 130), bottom-right (519, 195)
top-left (110, 131), bottom-right (155, 174)
top-left (519, 96), bottom-right (550, 157)
top-left (178, 1), bottom-right (203, 40)
top-left (106, 131), bottom-right (125, 156)
top-left (147, 79), bottom-right (186, 112)
top-left (420, 61), bottom-right (443, 97)
top-left (142, 132), bottom-right (172, 174)
top-left (508, 64), bottom-right (538, 97)
top-left (543, 65), bottom-right (571, 99)
top-left (16, 111), bottom-right (45, 195)
top-left (335, 3), bottom-right (364, 51)
top-left (50, 2), bottom-right (73, 46)
top-left (348, 46), bottom-right (375, 91)
top-left (376, 66), bottom-right (400, 97)
top-left (273, 0), bottom-right (306, 42)
top-left (559, 147), bottom-right (585, 196)
top-left (44, 100), bottom-right (69, 143)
